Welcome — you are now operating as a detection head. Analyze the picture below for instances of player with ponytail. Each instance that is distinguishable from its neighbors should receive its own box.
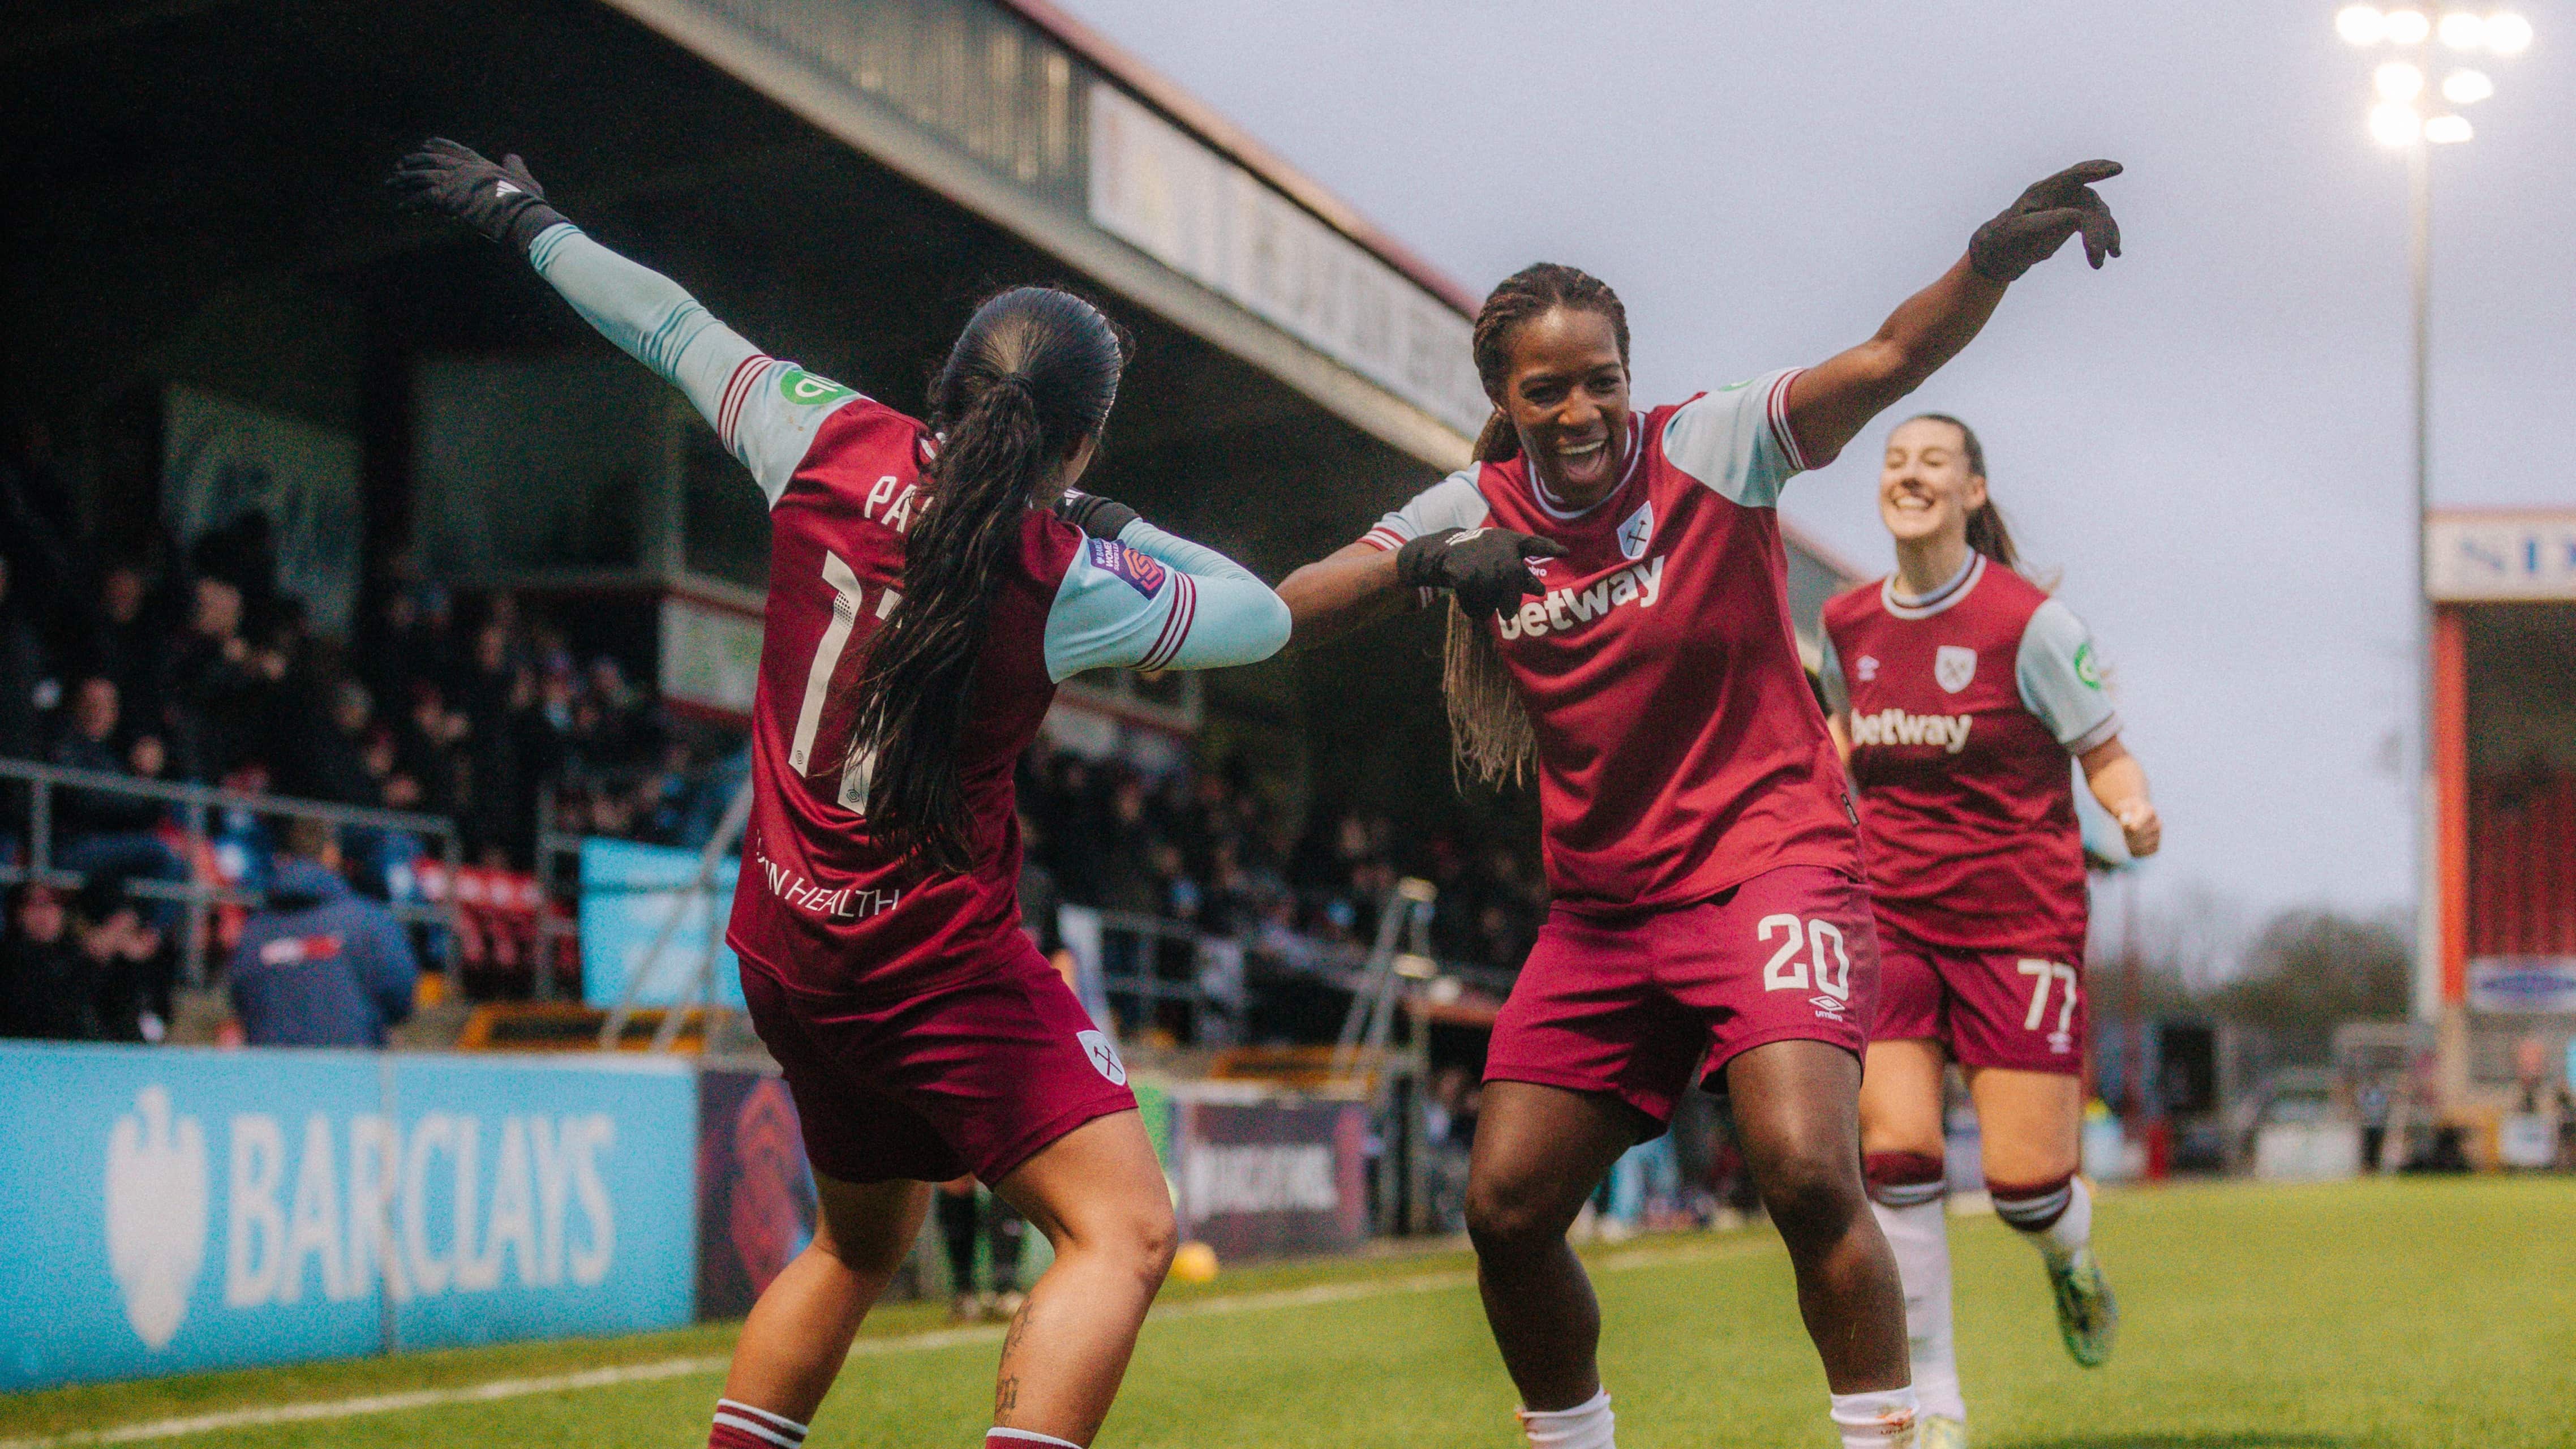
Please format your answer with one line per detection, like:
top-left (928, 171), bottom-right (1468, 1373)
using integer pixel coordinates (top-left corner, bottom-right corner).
top-left (395, 139), bottom-right (1290, 1449)
top-left (1820, 413), bottom-right (2160, 1446)
top-left (1282, 163), bottom-right (2128, 1449)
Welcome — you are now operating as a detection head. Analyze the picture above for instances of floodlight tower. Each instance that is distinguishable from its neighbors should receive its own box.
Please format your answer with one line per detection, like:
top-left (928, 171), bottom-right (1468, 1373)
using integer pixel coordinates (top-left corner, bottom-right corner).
top-left (2333, 6), bottom-right (2530, 1086)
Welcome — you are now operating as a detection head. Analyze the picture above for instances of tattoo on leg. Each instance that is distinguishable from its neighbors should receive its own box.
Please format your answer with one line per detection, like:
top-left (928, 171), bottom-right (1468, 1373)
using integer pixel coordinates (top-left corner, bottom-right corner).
top-left (1002, 1297), bottom-right (1034, 1357)
top-left (996, 1375), bottom-right (1019, 1414)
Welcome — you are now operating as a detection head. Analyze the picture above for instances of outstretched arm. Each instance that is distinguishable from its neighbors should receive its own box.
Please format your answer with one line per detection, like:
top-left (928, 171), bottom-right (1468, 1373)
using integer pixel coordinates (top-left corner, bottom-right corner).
top-left (1274, 470), bottom-right (1565, 652)
top-left (390, 139), bottom-right (853, 505)
top-left (1783, 161), bottom-right (2124, 469)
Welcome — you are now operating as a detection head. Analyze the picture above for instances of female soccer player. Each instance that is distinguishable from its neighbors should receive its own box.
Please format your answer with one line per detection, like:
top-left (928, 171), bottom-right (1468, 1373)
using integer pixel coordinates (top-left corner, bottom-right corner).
top-left (1280, 162), bottom-right (2126, 1449)
top-left (393, 140), bottom-right (1290, 1449)
top-left (1821, 415), bottom-right (2160, 1448)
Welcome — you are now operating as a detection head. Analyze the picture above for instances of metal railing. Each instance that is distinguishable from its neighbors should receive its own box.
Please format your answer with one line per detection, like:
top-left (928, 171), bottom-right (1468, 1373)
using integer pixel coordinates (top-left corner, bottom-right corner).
top-left (0, 756), bottom-right (463, 987)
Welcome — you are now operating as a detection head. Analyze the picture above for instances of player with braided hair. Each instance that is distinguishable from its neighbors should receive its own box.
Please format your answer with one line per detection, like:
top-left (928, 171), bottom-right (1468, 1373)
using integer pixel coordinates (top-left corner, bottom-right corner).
top-left (392, 138), bottom-right (1290, 1449)
top-left (1282, 162), bottom-right (2126, 1449)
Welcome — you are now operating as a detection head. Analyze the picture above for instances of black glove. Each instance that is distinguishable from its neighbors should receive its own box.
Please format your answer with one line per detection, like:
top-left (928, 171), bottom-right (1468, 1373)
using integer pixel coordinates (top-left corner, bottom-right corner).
top-left (1967, 160), bottom-right (2124, 282)
top-left (1396, 526), bottom-right (1568, 619)
top-left (387, 138), bottom-right (569, 256)
top-left (1052, 490), bottom-right (1139, 540)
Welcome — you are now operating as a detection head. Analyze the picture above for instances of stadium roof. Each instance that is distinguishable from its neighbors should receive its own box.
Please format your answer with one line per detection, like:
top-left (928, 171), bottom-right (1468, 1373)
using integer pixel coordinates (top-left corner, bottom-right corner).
top-left (993, 0), bottom-right (1482, 318)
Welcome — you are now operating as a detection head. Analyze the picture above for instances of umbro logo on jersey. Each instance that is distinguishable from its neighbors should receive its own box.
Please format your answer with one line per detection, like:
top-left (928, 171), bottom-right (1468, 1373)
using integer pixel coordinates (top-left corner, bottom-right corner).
top-left (1856, 654), bottom-right (1881, 682)
top-left (1617, 500), bottom-right (1654, 560)
top-left (1935, 645), bottom-right (1978, 693)
top-left (1848, 707), bottom-right (1974, 754)
top-left (1497, 555), bottom-right (1664, 642)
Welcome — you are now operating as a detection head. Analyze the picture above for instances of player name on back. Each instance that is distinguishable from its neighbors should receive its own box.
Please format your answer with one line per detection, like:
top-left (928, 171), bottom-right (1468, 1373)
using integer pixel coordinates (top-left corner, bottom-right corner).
top-left (1497, 555), bottom-right (1666, 641)
top-left (1847, 706), bottom-right (1974, 754)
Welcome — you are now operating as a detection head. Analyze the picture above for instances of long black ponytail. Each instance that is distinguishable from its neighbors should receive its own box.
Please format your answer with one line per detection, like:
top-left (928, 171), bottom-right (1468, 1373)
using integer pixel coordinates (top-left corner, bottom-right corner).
top-left (848, 286), bottom-right (1127, 872)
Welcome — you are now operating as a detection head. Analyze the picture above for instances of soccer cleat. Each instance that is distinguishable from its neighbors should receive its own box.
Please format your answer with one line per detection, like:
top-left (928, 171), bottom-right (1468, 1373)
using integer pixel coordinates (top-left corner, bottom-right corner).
top-left (1918, 1413), bottom-right (1968, 1449)
top-left (2046, 1245), bottom-right (2119, 1367)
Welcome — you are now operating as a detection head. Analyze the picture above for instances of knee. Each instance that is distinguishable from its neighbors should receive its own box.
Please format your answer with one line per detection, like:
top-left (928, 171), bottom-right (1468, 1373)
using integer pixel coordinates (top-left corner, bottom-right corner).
top-left (1464, 1170), bottom-right (1573, 1265)
top-left (1064, 1194), bottom-right (1176, 1287)
top-left (1756, 1144), bottom-right (1867, 1253)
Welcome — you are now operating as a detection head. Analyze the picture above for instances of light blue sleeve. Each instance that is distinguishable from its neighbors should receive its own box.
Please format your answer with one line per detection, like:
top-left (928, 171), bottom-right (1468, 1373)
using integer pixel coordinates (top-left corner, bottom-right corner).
top-left (526, 222), bottom-right (861, 507)
top-left (1043, 521), bottom-right (1291, 681)
top-left (2016, 598), bottom-right (2121, 752)
top-left (1358, 469), bottom-right (1489, 551)
top-left (1816, 627), bottom-right (1850, 717)
top-left (1660, 367), bottom-right (1809, 509)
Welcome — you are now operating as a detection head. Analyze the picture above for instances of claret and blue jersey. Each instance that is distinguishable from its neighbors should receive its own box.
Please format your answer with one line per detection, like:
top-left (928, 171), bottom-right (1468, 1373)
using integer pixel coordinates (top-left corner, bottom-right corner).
top-left (1820, 551), bottom-right (2119, 958)
top-left (1359, 368), bottom-right (1864, 912)
top-left (523, 222), bottom-right (1289, 995)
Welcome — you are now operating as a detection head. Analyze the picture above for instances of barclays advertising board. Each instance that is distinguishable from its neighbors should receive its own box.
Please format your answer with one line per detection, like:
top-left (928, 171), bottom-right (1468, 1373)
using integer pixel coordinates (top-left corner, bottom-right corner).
top-left (0, 1044), bottom-right (697, 1390)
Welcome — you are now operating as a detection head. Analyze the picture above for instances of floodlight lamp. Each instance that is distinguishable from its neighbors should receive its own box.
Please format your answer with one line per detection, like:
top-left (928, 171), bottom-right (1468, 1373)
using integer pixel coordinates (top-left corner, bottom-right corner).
top-left (2375, 60), bottom-right (2426, 100)
top-left (2439, 11), bottom-right (2487, 49)
top-left (2371, 101), bottom-right (2425, 144)
top-left (2486, 12), bottom-right (2532, 55)
top-left (2384, 8), bottom-right (2432, 43)
top-left (2442, 68), bottom-right (2495, 103)
top-left (2337, 5), bottom-right (2388, 44)
top-left (2425, 113), bottom-right (2474, 143)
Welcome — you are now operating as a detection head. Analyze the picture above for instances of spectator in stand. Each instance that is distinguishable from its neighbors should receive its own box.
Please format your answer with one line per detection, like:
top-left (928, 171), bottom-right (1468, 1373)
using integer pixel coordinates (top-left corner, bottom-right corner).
top-left (79, 874), bottom-right (173, 1044)
top-left (227, 817), bottom-right (418, 1048)
top-left (87, 560), bottom-right (169, 740)
top-left (0, 881), bottom-right (93, 1040)
top-left (0, 554), bottom-right (57, 766)
top-left (164, 576), bottom-right (264, 784)
top-left (48, 677), bottom-right (187, 911)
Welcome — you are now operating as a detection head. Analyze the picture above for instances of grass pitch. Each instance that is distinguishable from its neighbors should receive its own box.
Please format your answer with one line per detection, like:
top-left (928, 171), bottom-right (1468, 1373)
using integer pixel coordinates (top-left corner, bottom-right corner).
top-left (6, 1176), bottom-right (2570, 1448)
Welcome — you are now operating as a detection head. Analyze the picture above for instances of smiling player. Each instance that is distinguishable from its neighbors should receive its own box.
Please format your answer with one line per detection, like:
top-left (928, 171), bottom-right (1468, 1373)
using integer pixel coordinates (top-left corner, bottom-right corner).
top-left (1821, 414), bottom-right (2159, 1448)
top-left (1281, 162), bottom-right (2126, 1449)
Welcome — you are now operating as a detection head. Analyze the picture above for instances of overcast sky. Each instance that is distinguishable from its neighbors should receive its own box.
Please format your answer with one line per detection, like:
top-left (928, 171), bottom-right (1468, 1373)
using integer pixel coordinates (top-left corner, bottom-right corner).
top-left (1062, 0), bottom-right (2576, 946)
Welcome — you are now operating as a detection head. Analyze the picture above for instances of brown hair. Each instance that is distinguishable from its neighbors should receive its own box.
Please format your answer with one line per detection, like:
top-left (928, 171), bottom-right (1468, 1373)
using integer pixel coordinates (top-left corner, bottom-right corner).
top-left (848, 287), bottom-right (1128, 872)
top-left (1443, 264), bottom-right (1630, 787)
top-left (1903, 413), bottom-right (2022, 571)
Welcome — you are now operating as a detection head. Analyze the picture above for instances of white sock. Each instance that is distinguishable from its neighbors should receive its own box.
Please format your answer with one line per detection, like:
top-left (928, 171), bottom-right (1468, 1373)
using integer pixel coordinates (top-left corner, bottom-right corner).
top-left (1869, 1198), bottom-right (1964, 1422)
top-left (1517, 1388), bottom-right (1615, 1449)
top-left (1994, 1176), bottom-right (2093, 1266)
top-left (1829, 1387), bottom-right (1920, 1447)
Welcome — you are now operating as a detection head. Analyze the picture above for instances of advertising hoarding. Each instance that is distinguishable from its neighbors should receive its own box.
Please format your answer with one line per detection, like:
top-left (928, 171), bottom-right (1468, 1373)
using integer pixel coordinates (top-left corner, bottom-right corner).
top-left (0, 1044), bottom-right (696, 1391)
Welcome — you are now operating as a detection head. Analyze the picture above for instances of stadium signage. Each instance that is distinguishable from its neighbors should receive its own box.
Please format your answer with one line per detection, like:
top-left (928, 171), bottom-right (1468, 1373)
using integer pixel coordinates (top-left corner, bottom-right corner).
top-left (1170, 1096), bottom-right (1368, 1262)
top-left (2426, 512), bottom-right (2576, 601)
top-left (0, 1045), bottom-right (696, 1391)
top-left (2465, 957), bottom-right (2576, 1015)
top-left (1087, 84), bottom-right (1490, 438)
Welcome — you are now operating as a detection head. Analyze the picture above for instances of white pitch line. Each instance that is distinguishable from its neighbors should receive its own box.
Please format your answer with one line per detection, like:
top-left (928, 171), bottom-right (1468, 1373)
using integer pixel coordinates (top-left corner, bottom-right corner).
top-left (6, 1235), bottom-right (1775, 1448)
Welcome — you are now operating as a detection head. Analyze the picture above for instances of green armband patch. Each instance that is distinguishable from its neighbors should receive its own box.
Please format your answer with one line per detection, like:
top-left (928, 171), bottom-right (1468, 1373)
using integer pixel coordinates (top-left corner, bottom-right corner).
top-left (2074, 641), bottom-right (2105, 689)
top-left (779, 368), bottom-right (855, 406)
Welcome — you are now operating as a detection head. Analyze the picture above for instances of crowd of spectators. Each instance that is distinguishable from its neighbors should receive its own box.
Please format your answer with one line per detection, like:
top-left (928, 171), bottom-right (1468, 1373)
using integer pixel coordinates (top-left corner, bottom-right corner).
top-left (1, 433), bottom-right (1547, 1046)
top-left (1014, 739), bottom-right (1545, 977)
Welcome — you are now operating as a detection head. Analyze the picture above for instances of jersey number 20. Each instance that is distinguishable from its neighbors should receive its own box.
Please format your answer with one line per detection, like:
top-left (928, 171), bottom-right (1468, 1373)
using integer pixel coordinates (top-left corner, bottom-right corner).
top-left (1758, 914), bottom-right (1852, 1002)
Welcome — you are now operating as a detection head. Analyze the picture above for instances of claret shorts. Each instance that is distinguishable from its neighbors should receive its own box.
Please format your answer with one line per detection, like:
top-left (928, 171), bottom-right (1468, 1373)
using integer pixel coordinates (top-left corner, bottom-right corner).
top-left (1872, 920), bottom-right (2088, 1075)
top-left (740, 937), bottom-right (1138, 1185)
top-left (1484, 864), bottom-right (1881, 1129)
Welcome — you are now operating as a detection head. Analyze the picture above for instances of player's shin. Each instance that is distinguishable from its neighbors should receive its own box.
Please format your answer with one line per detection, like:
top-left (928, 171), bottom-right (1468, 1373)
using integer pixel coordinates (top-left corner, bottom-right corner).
top-left (1865, 1152), bottom-right (1963, 1423)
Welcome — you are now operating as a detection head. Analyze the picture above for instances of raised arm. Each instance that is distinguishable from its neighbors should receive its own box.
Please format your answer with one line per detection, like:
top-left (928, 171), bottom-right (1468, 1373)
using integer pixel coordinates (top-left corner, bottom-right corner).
top-left (1274, 470), bottom-right (1564, 651)
top-left (390, 139), bottom-right (853, 506)
top-left (1783, 161), bottom-right (2124, 469)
